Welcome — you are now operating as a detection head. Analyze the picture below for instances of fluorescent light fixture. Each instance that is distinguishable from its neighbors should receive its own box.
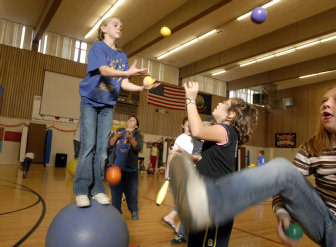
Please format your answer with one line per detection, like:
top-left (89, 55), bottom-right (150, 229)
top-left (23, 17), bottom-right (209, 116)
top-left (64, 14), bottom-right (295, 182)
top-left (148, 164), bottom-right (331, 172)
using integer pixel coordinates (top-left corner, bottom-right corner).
top-left (240, 60), bottom-right (256, 67)
top-left (321, 35), bottom-right (336, 42)
top-left (256, 54), bottom-right (274, 62)
top-left (296, 40), bottom-right (320, 49)
top-left (199, 29), bottom-right (217, 39)
top-left (157, 30), bottom-right (216, 60)
top-left (262, 0), bottom-right (280, 9)
top-left (85, 0), bottom-right (124, 39)
top-left (236, 12), bottom-right (251, 21)
top-left (212, 70), bottom-right (226, 76)
top-left (237, 0), bottom-right (280, 21)
top-left (299, 70), bottom-right (334, 79)
top-left (20, 26), bottom-right (26, 49)
top-left (182, 38), bottom-right (199, 48)
top-left (275, 48), bottom-right (296, 56)
top-left (43, 35), bottom-right (48, 54)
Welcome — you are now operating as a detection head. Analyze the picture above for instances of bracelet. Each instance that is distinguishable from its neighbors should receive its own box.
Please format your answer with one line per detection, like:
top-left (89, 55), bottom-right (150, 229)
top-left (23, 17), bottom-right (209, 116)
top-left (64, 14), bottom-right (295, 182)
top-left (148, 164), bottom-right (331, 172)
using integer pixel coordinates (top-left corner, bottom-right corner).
top-left (186, 98), bottom-right (196, 105)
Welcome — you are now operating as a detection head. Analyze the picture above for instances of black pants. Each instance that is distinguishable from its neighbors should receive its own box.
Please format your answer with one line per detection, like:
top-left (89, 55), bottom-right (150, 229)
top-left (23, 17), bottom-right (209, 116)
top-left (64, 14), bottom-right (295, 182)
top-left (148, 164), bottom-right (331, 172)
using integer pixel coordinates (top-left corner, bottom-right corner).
top-left (22, 157), bottom-right (32, 172)
top-left (110, 170), bottom-right (139, 214)
top-left (188, 220), bottom-right (234, 247)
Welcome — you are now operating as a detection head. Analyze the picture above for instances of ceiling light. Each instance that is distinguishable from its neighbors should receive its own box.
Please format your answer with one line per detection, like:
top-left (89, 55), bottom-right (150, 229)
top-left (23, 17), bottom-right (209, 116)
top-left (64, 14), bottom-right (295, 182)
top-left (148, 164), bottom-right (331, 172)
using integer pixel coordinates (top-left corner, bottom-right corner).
top-left (236, 0), bottom-right (280, 21)
top-left (157, 30), bottom-right (216, 60)
top-left (240, 60), bottom-right (256, 67)
top-left (199, 29), bottom-right (217, 39)
top-left (256, 54), bottom-right (274, 62)
top-left (296, 40), bottom-right (320, 49)
top-left (212, 70), bottom-right (226, 76)
top-left (236, 12), bottom-right (252, 21)
top-left (275, 48), bottom-right (296, 56)
top-left (85, 0), bottom-right (124, 39)
top-left (262, 0), bottom-right (280, 9)
top-left (299, 70), bottom-right (334, 79)
top-left (321, 35), bottom-right (336, 42)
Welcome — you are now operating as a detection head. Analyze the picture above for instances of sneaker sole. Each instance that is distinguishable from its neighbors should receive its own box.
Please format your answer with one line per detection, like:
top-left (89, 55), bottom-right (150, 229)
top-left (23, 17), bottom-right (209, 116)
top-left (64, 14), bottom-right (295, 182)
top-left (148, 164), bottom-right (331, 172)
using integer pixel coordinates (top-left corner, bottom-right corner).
top-left (169, 152), bottom-right (210, 230)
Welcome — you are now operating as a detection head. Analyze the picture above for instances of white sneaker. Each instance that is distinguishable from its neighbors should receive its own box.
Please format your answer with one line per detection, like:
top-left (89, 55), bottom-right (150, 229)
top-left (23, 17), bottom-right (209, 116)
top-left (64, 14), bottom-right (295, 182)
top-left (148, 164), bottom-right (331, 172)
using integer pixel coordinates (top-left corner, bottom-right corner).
top-left (93, 193), bottom-right (110, 205)
top-left (169, 152), bottom-right (211, 230)
top-left (76, 195), bottom-right (90, 207)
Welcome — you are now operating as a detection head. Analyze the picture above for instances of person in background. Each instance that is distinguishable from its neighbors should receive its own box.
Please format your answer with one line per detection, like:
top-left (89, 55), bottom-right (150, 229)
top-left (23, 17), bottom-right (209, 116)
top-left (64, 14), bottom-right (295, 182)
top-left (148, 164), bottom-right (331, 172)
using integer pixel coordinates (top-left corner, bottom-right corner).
top-left (73, 119), bottom-right (80, 159)
top-left (108, 115), bottom-right (143, 220)
top-left (22, 152), bottom-right (35, 178)
top-left (257, 150), bottom-right (266, 166)
top-left (149, 142), bottom-right (159, 173)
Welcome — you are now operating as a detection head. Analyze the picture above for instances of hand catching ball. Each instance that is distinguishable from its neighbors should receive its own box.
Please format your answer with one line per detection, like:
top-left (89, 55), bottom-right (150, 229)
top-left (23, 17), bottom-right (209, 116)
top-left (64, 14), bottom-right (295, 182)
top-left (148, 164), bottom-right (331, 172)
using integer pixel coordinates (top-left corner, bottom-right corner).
top-left (284, 222), bottom-right (303, 240)
top-left (143, 76), bottom-right (154, 86)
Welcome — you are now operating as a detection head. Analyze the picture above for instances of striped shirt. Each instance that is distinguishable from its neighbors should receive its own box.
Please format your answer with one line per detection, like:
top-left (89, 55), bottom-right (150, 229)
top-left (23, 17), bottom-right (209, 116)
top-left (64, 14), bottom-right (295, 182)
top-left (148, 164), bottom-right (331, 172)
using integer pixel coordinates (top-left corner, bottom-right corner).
top-left (272, 147), bottom-right (336, 216)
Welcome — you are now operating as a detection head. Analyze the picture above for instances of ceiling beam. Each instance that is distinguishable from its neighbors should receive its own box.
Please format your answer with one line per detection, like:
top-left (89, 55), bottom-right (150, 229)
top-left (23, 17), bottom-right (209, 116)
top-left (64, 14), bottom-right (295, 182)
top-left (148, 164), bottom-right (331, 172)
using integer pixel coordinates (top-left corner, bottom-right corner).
top-left (179, 7), bottom-right (336, 79)
top-left (32, 0), bottom-right (62, 52)
top-left (227, 53), bottom-right (336, 91)
top-left (122, 0), bottom-right (232, 58)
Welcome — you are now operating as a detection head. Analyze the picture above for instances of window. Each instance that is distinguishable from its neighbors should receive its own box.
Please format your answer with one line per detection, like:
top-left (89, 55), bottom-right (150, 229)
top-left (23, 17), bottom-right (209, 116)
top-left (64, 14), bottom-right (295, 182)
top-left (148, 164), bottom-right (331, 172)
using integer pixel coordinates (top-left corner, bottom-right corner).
top-left (74, 40), bottom-right (87, 63)
top-left (229, 88), bottom-right (261, 105)
top-left (19, 26), bottom-right (25, 49)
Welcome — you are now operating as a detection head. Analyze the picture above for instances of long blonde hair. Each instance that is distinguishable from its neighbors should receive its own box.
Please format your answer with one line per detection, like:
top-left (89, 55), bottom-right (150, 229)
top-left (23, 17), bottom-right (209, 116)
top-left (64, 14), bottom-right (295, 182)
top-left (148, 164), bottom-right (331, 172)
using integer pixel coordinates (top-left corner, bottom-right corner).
top-left (228, 98), bottom-right (258, 145)
top-left (97, 17), bottom-right (121, 50)
top-left (302, 122), bottom-right (332, 156)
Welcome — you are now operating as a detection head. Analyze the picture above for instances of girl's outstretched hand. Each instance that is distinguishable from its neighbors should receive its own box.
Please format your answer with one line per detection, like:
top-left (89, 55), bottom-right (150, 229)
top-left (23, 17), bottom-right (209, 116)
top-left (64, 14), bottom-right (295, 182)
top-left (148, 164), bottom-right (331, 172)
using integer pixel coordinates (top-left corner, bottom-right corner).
top-left (143, 79), bottom-right (160, 90)
top-left (184, 81), bottom-right (199, 100)
top-left (128, 60), bottom-right (149, 76)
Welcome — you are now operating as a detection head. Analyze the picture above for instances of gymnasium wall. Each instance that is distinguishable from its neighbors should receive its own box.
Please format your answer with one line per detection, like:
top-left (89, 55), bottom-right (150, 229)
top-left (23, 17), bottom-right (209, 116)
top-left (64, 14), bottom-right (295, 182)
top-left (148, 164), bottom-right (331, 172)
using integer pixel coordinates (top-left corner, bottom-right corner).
top-left (0, 45), bottom-right (238, 165)
top-left (2, 44), bottom-right (333, 166)
top-left (265, 79), bottom-right (336, 147)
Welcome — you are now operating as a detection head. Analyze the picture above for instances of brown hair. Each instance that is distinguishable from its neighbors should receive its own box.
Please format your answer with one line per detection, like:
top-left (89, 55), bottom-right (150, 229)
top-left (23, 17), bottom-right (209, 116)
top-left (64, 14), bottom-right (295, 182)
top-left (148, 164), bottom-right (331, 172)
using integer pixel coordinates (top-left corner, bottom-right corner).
top-left (97, 17), bottom-right (121, 50)
top-left (228, 98), bottom-right (258, 145)
top-left (181, 116), bottom-right (188, 133)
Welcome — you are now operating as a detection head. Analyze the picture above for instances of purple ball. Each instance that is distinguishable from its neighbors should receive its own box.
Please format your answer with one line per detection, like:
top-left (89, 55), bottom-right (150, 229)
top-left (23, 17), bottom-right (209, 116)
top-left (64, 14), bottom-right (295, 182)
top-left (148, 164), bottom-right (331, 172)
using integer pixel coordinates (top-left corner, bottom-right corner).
top-left (251, 7), bottom-right (267, 24)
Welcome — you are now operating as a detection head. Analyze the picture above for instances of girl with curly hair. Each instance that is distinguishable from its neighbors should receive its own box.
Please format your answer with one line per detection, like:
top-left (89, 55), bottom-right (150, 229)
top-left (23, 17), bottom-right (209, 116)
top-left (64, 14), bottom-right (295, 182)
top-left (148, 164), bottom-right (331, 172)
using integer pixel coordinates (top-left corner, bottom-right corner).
top-left (174, 82), bottom-right (258, 247)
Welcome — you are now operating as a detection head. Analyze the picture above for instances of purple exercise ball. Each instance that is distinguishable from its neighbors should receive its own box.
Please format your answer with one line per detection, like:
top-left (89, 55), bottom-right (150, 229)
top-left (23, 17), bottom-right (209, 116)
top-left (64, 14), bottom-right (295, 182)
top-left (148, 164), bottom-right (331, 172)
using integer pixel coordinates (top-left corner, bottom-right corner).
top-left (251, 7), bottom-right (267, 24)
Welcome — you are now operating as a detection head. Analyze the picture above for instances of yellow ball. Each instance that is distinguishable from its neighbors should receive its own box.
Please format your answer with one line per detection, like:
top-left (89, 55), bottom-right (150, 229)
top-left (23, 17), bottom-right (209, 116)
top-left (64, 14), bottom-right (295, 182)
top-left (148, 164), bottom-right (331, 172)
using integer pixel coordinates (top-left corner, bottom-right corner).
top-left (67, 159), bottom-right (78, 176)
top-left (144, 76), bottom-right (154, 86)
top-left (160, 26), bottom-right (171, 37)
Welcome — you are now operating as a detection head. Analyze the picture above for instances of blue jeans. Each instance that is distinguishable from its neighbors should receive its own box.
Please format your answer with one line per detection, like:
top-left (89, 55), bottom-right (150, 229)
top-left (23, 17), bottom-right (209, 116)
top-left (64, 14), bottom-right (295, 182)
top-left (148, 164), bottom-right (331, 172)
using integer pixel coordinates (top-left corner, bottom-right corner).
top-left (73, 101), bottom-right (114, 195)
top-left (110, 170), bottom-right (139, 214)
top-left (208, 158), bottom-right (336, 246)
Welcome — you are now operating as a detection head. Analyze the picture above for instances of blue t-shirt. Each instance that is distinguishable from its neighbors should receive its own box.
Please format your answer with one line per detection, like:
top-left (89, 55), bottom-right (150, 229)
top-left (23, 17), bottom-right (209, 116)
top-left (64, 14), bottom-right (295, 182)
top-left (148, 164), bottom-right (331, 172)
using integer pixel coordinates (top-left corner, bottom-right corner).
top-left (257, 156), bottom-right (266, 165)
top-left (79, 41), bottom-right (129, 107)
top-left (113, 129), bottom-right (137, 172)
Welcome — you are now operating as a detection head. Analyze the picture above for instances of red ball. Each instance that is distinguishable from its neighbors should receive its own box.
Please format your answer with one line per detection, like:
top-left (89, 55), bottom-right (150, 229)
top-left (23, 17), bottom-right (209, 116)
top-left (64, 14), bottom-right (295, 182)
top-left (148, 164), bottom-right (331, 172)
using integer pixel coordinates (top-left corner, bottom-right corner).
top-left (106, 166), bottom-right (121, 185)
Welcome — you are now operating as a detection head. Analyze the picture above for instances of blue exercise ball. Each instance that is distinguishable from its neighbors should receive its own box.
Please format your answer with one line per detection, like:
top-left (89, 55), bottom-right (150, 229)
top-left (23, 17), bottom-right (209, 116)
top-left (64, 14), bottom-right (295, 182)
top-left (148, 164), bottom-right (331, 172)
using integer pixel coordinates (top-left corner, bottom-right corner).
top-left (251, 7), bottom-right (267, 24)
top-left (46, 200), bottom-right (129, 247)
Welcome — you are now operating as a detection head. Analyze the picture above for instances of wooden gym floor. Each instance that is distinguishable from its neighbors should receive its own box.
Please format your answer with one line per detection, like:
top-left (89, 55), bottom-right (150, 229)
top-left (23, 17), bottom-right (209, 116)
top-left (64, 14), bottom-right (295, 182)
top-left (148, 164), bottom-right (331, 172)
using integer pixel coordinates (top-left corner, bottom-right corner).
top-left (0, 164), bottom-right (318, 247)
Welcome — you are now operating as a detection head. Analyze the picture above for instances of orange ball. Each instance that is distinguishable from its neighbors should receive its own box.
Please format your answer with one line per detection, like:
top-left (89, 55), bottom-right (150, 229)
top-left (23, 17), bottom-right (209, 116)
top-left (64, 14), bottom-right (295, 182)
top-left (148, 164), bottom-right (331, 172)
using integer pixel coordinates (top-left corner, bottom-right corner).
top-left (106, 166), bottom-right (121, 185)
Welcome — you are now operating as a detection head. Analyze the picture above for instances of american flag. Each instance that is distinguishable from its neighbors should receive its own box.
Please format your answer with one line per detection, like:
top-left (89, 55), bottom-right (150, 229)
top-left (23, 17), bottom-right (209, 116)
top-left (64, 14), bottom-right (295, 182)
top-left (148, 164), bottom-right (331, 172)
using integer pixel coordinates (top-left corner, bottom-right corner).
top-left (147, 84), bottom-right (185, 111)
